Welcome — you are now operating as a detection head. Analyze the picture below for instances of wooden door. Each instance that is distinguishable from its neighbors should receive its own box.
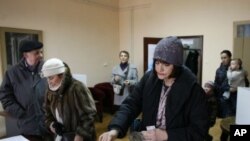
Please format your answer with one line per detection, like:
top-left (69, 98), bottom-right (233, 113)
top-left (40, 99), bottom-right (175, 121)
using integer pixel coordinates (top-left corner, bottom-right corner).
top-left (233, 21), bottom-right (250, 75)
top-left (243, 38), bottom-right (250, 73)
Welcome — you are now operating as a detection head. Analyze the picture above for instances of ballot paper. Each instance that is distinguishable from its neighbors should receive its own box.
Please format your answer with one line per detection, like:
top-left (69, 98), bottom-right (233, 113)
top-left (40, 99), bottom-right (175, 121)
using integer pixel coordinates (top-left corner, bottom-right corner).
top-left (0, 135), bottom-right (29, 141)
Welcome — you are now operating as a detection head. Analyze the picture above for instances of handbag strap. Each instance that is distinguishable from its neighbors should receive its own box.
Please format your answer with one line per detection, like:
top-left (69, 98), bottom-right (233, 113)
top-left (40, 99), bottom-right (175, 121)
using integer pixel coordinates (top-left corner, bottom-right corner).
top-left (124, 64), bottom-right (130, 79)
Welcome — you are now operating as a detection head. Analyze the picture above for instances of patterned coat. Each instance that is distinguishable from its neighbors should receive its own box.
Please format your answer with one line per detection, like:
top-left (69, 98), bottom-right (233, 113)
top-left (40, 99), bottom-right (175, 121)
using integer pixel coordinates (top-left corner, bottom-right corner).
top-left (44, 64), bottom-right (96, 141)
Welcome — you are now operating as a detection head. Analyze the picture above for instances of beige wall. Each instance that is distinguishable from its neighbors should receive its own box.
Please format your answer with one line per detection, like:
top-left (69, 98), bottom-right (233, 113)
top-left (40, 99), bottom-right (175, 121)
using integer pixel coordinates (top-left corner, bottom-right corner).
top-left (119, 0), bottom-right (250, 84)
top-left (1, 0), bottom-right (250, 86)
top-left (0, 0), bottom-right (119, 86)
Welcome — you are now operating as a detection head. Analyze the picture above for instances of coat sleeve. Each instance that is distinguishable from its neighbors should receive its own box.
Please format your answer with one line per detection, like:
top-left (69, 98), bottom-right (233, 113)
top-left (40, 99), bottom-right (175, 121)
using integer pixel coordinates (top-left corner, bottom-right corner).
top-left (167, 85), bottom-right (209, 141)
top-left (108, 72), bottom-right (150, 138)
top-left (44, 92), bottom-right (55, 130)
top-left (74, 84), bottom-right (97, 140)
top-left (128, 66), bottom-right (138, 86)
top-left (0, 71), bottom-right (25, 118)
top-left (111, 66), bottom-right (124, 85)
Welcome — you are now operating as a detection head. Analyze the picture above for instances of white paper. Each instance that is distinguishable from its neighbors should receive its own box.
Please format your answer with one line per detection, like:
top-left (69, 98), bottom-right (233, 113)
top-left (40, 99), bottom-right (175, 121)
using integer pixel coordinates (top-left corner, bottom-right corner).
top-left (0, 135), bottom-right (29, 141)
top-left (236, 87), bottom-right (250, 124)
top-left (146, 125), bottom-right (155, 131)
top-left (72, 74), bottom-right (87, 85)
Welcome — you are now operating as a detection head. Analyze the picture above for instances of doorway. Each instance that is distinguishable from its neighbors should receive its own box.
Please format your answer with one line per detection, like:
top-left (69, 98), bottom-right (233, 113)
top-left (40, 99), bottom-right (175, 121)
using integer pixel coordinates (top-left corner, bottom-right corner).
top-left (144, 35), bottom-right (203, 84)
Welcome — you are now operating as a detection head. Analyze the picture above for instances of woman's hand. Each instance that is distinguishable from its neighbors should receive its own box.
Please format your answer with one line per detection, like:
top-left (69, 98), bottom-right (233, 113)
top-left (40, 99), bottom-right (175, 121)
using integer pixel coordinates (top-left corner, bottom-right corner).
top-left (141, 128), bottom-right (168, 141)
top-left (74, 134), bottom-right (83, 141)
top-left (98, 129), bottom-right (118, 141)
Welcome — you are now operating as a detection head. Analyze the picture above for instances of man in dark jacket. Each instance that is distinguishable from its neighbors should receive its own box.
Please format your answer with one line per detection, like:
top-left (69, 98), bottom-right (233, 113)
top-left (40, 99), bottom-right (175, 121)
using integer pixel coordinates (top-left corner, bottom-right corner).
top-left (0, 40), bottom-right (51, 141)
top-left (99, 36), bottom-right (208, 141)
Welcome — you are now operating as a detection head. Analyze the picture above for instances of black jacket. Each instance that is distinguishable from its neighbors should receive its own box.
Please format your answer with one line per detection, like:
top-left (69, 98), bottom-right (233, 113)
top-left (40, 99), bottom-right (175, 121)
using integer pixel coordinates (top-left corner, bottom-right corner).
top-left (0, 58), bottom-right (47, 135)
top-left (109, 67), bottom-right (208, 141)
top-left (214, 63), bottom-right (230, 98)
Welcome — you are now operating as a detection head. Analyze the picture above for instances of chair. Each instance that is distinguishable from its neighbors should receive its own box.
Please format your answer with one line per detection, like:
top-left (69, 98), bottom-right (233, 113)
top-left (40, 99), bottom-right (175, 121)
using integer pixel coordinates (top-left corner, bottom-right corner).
top-left (94, 82), bottom-right (114, 114)
top-left (88, 87), bottom-right (105, 122)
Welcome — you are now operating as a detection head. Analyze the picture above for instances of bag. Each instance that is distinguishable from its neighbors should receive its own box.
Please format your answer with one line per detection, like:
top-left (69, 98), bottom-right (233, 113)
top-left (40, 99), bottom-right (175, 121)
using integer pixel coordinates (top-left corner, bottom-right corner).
top-left (62, 132), bottom-right (75, 141)
top-left (113, 84), bottom-right (124, 96)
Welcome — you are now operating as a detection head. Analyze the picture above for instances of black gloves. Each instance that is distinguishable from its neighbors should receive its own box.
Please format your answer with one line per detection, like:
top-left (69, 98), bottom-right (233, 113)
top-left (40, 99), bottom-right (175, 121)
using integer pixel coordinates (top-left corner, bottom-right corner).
top-left (52, 122), bottom-right (64, 136)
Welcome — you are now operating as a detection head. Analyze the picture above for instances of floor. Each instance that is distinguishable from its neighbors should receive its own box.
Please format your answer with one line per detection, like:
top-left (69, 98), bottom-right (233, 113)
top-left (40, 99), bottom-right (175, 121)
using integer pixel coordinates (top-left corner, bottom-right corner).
top-left (95, 112), bottom-right (223, 141)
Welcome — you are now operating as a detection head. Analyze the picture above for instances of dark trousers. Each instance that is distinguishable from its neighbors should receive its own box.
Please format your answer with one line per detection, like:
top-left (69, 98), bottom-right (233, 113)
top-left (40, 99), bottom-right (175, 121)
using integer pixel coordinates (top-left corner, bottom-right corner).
top-left (229, 92), bottom-right (237, 115)
top-left (218, 97), bottom-right (233, 118)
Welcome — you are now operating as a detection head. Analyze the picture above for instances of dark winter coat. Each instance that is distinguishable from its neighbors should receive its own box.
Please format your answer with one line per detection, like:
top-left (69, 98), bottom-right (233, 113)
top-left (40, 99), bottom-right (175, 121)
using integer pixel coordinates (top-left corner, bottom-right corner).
top-left (214, 63), bottom-right (230, 98)
top-left (206, 94), bottom-right (217, 127)
top-left (44, 65), bottom-right (96, 141)
top-left (0, 58), bottom-right (47, 135)
top-left (109, 67), bottom-right (209, 141)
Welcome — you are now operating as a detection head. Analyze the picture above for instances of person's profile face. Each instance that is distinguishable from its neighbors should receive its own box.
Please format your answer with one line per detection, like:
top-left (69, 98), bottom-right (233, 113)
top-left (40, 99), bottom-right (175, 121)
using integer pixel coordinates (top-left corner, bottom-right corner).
top-left (154, 60), bottom-right (174, 80)
top-left (220, 53), bottom-right (231, 66)
top-left (119, 52), bottom-right (129, 63)
top-left (24, 48), bottom-right (43, 66)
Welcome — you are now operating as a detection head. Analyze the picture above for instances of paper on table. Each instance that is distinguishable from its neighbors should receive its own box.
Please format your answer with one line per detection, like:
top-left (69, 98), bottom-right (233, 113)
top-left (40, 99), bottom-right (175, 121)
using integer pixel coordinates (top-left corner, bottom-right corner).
top-left (0, 135), bottom-right (29, 141)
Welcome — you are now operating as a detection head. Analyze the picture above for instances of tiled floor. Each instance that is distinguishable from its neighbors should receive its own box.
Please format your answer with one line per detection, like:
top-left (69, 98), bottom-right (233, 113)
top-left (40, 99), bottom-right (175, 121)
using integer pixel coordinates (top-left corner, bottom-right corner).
top-left (95, 113), bottom-right (223, 141)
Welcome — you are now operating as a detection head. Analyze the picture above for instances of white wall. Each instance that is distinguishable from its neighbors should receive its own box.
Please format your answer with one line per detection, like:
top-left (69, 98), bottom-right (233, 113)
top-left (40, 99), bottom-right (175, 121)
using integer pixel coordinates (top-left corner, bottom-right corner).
top-left (119, 0), bottom-right (250, 84)
top-left (1, 0), bottom-right (250, 86)
top-left (0, 0), bottom-right (119, 86)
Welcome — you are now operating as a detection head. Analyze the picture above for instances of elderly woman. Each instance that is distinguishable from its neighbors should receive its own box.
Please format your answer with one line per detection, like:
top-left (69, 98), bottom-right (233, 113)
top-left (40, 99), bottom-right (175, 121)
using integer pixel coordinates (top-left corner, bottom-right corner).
top-left (42, 58), bottom-right (96, 141)
top-left (99, 36), bottom-right (208, 141)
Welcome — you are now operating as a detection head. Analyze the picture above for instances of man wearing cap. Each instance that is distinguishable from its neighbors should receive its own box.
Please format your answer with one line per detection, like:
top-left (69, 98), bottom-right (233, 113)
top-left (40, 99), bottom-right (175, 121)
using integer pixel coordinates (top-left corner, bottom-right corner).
top-left (99, 36), bottom-right (208, 141)
top-left (0, 40), bottom-right (51, 140)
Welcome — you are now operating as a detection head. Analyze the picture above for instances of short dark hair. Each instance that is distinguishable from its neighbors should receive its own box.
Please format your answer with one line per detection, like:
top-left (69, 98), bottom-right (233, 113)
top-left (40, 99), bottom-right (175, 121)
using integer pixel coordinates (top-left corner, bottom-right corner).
top-left (220, 50), bottom-right (232, 58)
top-left (153, 59), bottom-right (183, 78)
top-left (119, 50), bottom-right (129, 58)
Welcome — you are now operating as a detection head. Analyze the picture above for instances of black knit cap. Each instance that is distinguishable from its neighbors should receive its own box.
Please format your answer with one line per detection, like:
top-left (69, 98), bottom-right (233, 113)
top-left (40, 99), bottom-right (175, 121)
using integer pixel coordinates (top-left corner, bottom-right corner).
top-left (19, 40), bottom-right (43, 53)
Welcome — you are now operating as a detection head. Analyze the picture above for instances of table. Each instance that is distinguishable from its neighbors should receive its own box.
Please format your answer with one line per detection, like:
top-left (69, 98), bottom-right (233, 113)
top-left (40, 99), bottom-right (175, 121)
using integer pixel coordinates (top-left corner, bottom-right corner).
top-left (220, 116), bottom-right (235, 141)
